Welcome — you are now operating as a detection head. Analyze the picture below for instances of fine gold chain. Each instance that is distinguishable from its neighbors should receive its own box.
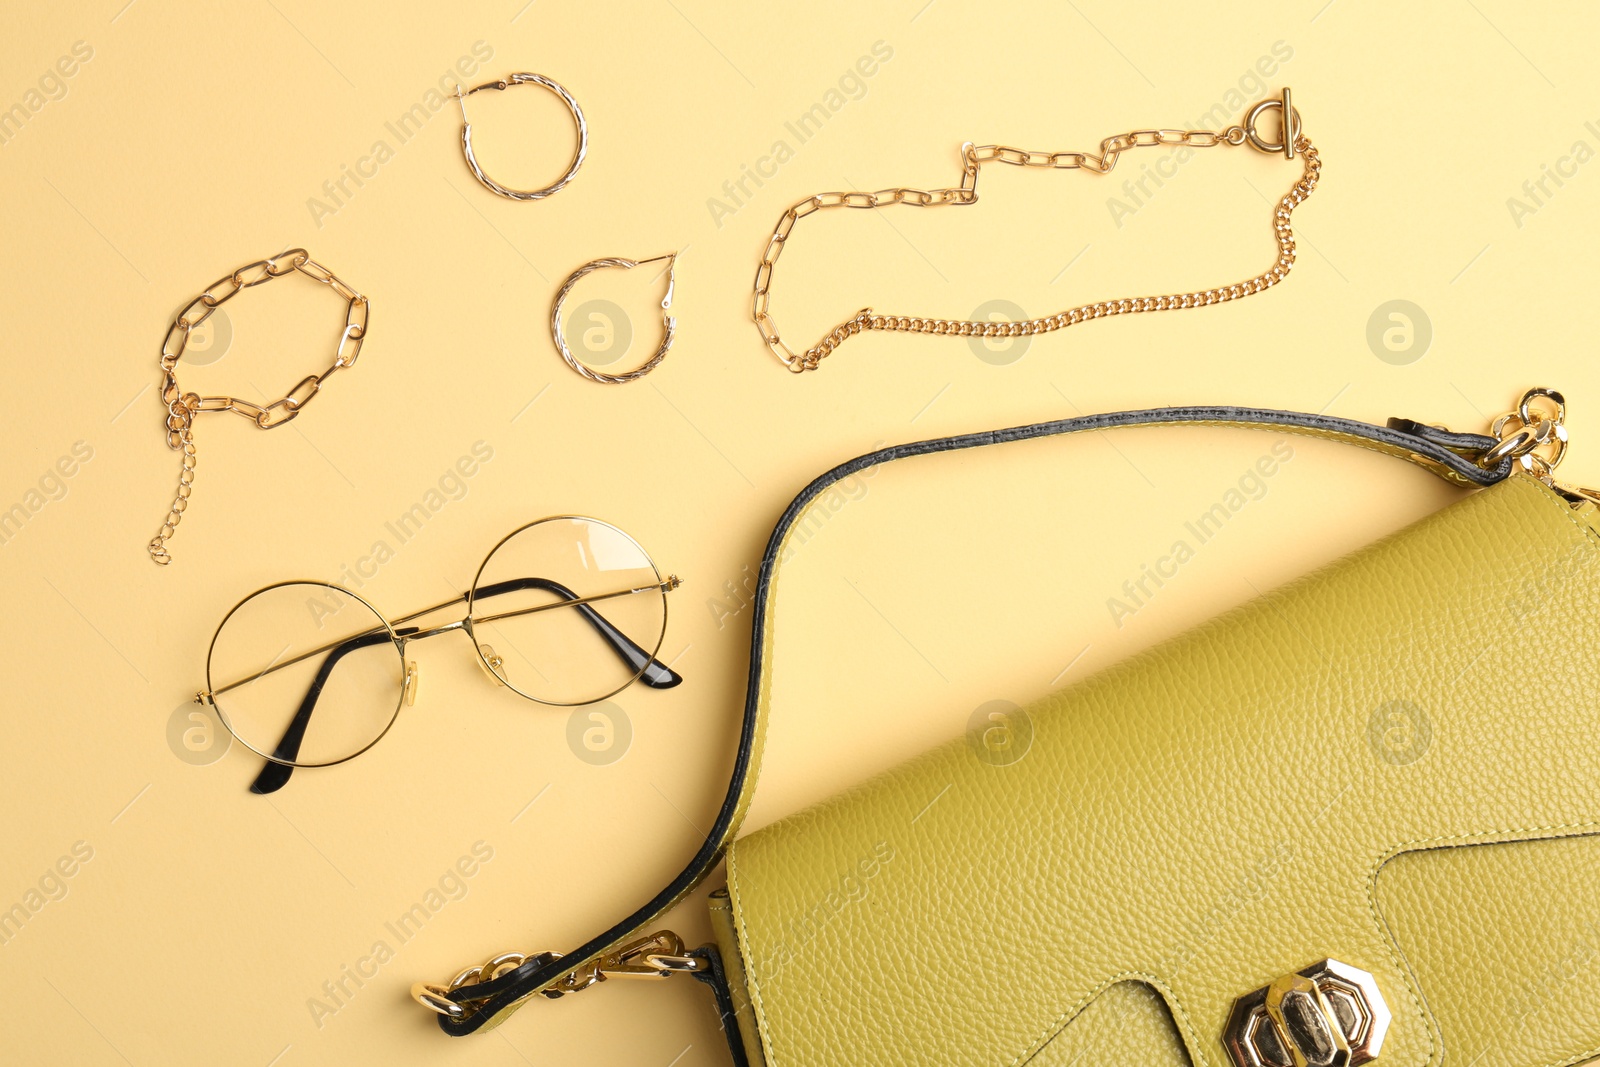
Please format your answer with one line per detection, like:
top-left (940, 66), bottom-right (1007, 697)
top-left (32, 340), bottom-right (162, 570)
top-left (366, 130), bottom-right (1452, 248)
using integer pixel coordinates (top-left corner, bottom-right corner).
top-left (150, 248), bottom-right (369, 565)
top-left (752, 89), bottom-right (1319, 373)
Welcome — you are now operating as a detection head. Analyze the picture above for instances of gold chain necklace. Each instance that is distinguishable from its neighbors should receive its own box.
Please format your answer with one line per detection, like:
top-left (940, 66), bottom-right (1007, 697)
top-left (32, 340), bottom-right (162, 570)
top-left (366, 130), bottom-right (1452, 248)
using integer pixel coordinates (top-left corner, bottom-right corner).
top-left (752, 88), bottom-right (1318, 373)
top-left (149, 248), bottom-right (369, 565)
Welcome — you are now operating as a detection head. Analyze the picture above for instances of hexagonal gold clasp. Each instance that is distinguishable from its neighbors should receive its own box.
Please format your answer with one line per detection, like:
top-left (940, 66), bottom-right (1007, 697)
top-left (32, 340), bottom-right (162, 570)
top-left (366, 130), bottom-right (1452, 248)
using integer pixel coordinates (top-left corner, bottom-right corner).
top-left (1223, 959), bottom-right (1390, 1067)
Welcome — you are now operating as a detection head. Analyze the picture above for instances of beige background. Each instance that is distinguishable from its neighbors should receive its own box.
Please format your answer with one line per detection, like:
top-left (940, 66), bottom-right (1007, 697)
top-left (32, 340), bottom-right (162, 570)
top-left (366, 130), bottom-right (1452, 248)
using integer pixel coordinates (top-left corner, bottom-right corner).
top-left (1, 0), bottom-right (1596, 1063)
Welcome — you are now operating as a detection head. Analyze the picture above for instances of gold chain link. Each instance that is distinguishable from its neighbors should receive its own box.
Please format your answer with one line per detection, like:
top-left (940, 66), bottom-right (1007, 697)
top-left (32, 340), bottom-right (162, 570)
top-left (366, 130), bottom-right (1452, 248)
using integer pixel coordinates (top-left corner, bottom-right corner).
top-left (1479, 387), bottom-right (1569, 479)
top-left (411, 929), bottom-right (706, 1021)
top-left (148, 248), bottom-right (369, 565)
top-left (752, 95), bottom-right (1319, 372)
top-left (1449, 386), bottom-right (1600, 507)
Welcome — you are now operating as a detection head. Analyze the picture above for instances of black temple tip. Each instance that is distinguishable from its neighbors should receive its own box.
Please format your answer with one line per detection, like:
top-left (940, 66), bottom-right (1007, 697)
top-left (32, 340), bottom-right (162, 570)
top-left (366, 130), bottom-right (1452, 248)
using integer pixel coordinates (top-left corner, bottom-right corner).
top-left (250, 760), bottom-right (293, 795)
top-left (641, 659), bottom-right (683, 689)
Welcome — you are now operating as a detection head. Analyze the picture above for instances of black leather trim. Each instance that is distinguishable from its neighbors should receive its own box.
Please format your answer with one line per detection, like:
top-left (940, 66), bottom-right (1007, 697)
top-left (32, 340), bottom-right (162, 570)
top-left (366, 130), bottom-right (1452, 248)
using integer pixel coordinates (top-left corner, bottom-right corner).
top-left (436, 404), bottom-right (1508, 1035)
top-left (1383, 416), bottom-right (1499, 453)
top-left (689, 945), bottom-right (753, 1067)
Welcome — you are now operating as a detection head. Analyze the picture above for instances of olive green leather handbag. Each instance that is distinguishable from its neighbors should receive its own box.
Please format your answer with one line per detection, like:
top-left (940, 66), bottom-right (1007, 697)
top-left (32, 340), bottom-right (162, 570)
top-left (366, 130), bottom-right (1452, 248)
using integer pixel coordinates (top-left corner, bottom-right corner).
top-left (417, 389), bottom-right (1600, 1067)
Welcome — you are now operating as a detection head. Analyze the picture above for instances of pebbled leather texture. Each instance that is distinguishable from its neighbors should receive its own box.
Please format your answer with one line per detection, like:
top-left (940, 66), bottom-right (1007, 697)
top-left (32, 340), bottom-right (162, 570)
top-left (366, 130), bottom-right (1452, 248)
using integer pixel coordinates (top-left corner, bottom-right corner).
top-left (433, 403), bottom-right (1510, 1035)
top-left (1375, 835), bottom-right (1600, 1067)
top-left (721, 472), bottom-right (1600, 1067)
top-left (1024, 981), bottom-right (1192, 1066)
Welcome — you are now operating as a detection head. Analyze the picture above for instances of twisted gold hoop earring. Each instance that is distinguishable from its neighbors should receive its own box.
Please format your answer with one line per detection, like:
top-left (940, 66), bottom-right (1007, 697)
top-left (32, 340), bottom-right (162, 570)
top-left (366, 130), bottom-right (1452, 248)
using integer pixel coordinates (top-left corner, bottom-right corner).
top-left (550, 254), bottom-right (678, 384)
top-left (455, 72), bottom-right (587, 201)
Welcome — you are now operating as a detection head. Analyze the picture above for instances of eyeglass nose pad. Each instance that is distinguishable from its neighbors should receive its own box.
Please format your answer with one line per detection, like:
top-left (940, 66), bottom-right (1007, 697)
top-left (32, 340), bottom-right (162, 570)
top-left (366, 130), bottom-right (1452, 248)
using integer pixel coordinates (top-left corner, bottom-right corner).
top-left (476, 645), bottom-right (509, 687)
top-left (404, 660), bottom-right (420, 707)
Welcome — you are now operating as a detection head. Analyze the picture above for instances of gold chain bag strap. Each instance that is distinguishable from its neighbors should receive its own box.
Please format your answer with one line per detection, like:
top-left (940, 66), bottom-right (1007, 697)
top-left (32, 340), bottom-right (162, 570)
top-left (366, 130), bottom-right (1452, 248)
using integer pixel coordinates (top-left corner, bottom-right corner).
top-left (753, 88), bottom-right (1319, 372)
top-left (413, 389), bottom-right (1597, 1063)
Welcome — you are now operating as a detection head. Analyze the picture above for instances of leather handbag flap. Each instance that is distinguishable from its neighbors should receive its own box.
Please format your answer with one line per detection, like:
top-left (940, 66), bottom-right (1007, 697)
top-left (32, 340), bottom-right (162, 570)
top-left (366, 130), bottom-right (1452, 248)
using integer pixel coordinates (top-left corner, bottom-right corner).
top-left (723, 472), bottom-right (1600, 1067)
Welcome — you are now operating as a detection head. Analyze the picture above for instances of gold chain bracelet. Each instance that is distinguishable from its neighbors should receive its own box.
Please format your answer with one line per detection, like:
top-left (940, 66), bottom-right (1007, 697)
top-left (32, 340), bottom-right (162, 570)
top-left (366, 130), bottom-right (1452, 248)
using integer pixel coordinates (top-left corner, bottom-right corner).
top-left (149, 248), bottom-right (369, 565)
top-left (752, 88), bottom-right (1319, 373)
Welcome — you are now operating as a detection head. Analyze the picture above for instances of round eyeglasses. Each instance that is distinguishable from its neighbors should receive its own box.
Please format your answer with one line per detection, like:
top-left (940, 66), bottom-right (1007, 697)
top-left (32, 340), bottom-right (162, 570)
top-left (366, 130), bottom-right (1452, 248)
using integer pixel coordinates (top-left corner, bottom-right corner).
top-left (196, 517), bottom-right (681, 793)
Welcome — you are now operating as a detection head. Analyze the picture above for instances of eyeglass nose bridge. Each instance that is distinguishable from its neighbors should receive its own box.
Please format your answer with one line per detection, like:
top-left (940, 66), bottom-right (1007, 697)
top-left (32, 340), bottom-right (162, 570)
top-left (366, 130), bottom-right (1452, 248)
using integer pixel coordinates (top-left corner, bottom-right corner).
top-left (403, 660), bottom-right (420, 707)
top-left (475, 644), bottom-right (510, 688)
top-left (445, 615), bottom-right (506, 687)
top-left (393, 615), bottom-right (511, 689)
top-left (395, 616), bottom-right (509, 689)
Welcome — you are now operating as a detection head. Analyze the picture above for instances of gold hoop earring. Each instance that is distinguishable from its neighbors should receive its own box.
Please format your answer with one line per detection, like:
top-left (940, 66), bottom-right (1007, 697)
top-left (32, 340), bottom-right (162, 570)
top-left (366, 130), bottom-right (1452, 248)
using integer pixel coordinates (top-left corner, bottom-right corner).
top-left (455, 72), bottom-right (587, 201)
top-left (550, 254), bottom-right (678, 384)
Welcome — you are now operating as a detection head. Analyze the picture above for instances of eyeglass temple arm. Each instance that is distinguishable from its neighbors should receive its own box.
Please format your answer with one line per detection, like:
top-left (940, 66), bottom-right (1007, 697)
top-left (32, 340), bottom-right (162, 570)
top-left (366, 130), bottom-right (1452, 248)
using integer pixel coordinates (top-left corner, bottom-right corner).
top-left (249, 577), bottom-right (682, 795)
top-left (218, 577), bottom-right (681, 695)
top-left (249, 629), bottom-right (396, 795)
top-left (469, 576), bottom-right (681, 688)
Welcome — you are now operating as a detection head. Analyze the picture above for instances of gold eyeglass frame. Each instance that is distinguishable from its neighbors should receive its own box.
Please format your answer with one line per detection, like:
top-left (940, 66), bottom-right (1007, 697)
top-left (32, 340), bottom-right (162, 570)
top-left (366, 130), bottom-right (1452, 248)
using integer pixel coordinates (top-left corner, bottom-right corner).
top-left (197, 516), bottom-right (681, 773)
top-left (204, 580), bottom-right (408, 769)
top-left (456, 72), bottom-right (588, 201)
